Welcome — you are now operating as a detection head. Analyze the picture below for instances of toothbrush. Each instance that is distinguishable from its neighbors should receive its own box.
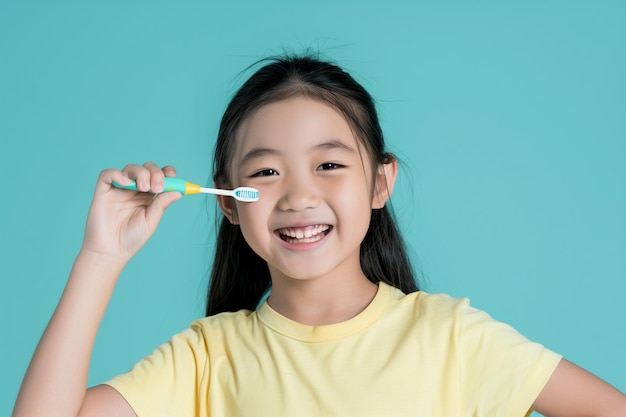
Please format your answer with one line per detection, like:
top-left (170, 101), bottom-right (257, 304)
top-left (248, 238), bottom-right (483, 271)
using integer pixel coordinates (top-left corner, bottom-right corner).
top-left (112, 178), bottom-right (259, 202)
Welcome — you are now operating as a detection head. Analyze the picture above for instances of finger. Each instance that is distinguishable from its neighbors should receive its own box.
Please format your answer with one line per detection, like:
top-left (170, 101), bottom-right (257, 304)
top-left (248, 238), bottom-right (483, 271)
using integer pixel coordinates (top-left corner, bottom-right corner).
top-left (96, 168), bottom-right (133, 193)
top-left (162, 165), bottom-right (177, 178)
top-left (122, 164), bottom-right (151, 192)
top-left (143, 162), bottom-right (165, 194)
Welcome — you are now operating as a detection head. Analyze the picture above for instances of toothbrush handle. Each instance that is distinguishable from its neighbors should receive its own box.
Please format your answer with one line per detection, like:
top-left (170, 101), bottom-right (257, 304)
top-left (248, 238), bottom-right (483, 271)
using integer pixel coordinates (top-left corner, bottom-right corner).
top-left (112, 178), bottom-right (200, 195)
top-left (199, 187), bottom-right (233, 197)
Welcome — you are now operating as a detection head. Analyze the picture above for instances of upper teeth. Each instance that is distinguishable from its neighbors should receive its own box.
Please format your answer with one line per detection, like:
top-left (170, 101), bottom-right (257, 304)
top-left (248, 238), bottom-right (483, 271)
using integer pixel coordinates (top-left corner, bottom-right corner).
top-left (278, 224), bottom-right (330, 239)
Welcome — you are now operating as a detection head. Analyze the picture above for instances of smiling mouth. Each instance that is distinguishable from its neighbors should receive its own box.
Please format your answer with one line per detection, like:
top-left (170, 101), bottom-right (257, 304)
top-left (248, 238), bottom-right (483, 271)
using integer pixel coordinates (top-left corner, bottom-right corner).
top-left (276, 224), bottom-right (332, 244)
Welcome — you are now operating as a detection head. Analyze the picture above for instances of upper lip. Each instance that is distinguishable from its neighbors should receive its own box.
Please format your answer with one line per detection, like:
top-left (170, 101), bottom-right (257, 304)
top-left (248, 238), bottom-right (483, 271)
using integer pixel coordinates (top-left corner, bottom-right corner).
top-left (273, 219), bottom-right (332, 229)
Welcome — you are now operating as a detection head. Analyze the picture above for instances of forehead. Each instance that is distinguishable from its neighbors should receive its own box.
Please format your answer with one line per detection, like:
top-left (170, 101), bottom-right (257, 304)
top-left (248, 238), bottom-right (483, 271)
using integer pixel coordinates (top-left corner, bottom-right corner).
top-left (233, 97), bottom-right (361, 160)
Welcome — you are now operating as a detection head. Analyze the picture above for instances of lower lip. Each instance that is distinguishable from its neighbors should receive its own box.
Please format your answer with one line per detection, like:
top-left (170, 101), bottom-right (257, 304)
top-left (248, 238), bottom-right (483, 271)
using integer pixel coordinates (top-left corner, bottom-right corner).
top-left (275, 227), bottom-right (332, 252)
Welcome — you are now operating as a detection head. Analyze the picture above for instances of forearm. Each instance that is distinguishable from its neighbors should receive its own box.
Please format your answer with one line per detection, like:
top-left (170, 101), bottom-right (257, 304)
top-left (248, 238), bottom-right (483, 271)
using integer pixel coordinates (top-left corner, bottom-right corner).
top-left (14, 163), bottom-right (180, 417)
top-left (13, 250), bottom-right (127, 417)
top-left (533, 358), bottom-right (626, 417)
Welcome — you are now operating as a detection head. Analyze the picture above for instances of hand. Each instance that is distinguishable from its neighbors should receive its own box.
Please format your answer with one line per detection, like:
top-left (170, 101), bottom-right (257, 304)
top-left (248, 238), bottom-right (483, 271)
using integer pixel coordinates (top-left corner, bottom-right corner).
top-left (81, 162), bottom-right (182, 262)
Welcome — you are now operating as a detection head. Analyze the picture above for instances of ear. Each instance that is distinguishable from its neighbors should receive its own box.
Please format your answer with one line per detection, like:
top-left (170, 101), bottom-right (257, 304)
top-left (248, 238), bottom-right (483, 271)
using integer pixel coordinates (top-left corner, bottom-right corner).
top-left (217, 193), bottom-right (239, 224)
top-left (371, 156), bottom-right (398, 209)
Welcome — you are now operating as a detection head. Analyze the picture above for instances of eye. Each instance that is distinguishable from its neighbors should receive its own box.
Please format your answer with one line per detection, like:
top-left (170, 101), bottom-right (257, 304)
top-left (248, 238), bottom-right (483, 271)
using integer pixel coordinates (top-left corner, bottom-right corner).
top-left (251, 168), bottom-right (279, 177)
top-left (317, 163), bottom-right (344, 171)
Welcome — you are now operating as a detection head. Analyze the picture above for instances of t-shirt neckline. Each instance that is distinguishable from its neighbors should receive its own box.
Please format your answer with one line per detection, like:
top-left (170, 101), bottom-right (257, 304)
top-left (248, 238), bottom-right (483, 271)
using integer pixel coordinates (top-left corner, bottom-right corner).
top-left (256, 282), bottom-right (396, 342)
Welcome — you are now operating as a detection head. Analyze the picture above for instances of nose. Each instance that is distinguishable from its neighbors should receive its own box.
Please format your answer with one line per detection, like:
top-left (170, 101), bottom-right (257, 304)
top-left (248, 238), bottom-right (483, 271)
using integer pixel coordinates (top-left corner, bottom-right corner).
top-left (277, 174), bottom-right (321, 212)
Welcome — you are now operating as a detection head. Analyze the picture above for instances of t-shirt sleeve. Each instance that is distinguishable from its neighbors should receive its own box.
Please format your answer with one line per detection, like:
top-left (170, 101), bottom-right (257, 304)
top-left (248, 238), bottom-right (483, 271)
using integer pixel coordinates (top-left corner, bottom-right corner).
top-left (456, 300), bottom-right (562, 417)
top-left (104, 322), bottom-right (208, 417)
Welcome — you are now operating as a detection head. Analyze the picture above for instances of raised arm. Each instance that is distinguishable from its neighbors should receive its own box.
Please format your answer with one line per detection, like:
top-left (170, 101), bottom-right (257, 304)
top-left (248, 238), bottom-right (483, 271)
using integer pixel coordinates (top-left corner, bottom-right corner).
top-left (532, 358), bottom-right (626, 417)
top-left (12, 163), bottom-right (182, 417)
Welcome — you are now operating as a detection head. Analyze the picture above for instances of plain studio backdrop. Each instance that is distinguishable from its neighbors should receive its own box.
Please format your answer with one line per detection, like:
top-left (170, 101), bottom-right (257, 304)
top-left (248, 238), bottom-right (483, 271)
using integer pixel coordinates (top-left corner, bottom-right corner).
top-left (1, 1), bottom-right (624, 415)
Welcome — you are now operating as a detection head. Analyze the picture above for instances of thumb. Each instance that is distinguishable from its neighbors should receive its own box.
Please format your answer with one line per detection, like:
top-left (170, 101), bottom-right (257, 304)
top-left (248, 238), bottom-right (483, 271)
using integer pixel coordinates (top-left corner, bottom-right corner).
top-left (145, 192), bottom-right (183, 228)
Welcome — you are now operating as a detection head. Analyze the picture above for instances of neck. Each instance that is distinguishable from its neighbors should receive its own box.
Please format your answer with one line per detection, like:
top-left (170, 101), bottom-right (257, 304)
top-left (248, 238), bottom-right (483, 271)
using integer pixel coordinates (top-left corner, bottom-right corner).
top-left (266, 269), bottom-right (378, 326)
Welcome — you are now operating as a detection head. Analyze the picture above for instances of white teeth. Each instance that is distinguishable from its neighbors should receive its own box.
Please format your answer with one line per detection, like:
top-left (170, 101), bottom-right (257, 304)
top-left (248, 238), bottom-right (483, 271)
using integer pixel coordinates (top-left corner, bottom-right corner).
top-left (277, 224), bottom-right (330, 242)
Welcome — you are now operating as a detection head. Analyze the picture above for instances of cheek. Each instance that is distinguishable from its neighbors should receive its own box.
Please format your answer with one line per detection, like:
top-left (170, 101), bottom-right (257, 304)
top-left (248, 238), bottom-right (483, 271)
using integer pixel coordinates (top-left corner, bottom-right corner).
top-left (330, 177), bottom-right (373, 227)
top-left (235, 208), bottom-right (266, 260)
top-left (237, 202), bottom-right (264, 227)
top-left (339, 170), bottom-right (373, 203)
top-left (235, 200), bottom-right (273, 244)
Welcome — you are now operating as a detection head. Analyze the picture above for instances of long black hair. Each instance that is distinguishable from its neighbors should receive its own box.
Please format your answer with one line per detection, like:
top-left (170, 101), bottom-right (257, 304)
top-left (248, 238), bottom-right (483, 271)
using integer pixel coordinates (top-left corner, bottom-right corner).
top-left (207, 55), bottom-right (418, 316)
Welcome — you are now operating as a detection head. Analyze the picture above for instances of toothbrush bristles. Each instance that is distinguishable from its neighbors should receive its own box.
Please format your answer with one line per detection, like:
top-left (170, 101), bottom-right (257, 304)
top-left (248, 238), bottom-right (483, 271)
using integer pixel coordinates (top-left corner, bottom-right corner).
top-left (234, 188), bottom-right (259, 202)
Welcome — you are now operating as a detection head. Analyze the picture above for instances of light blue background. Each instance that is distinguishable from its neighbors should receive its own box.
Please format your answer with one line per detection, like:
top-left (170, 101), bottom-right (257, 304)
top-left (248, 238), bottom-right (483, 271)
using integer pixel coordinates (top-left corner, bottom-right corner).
top-left (2, 1), bottom-right (624, 415)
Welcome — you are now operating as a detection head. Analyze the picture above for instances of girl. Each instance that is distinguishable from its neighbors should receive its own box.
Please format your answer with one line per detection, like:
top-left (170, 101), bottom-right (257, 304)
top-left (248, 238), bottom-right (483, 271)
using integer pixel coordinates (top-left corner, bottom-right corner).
top-left (13, 56), bottom-right (626, 417)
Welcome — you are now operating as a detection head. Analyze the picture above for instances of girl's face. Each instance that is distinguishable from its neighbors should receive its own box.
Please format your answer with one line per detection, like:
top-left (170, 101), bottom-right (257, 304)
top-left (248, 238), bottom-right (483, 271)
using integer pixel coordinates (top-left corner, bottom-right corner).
top-left (219, 97), bottom-right (395, 285)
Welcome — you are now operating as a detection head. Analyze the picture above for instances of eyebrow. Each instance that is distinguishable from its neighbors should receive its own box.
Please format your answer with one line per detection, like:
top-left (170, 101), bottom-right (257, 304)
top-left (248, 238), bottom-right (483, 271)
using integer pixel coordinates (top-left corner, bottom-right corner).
top-left (239, 147), bottom-right (281, 167)
top-left (239, 139), bottom-right (356, 166)
top-left (312, 139), bottom-right (357, 154)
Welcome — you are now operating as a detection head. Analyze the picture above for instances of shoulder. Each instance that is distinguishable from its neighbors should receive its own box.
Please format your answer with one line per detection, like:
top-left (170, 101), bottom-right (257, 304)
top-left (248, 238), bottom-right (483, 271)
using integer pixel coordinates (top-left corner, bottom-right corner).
top-left (390, 286), bottom-right (471, 321)
top-left (188, 309), bottom-right (259, 339)
top-left (374, 284), bottom-right (476, 342)
top-left (385, 286), bottom-right (517, 342)
top-left (392, 289), bottom-right (554, 359)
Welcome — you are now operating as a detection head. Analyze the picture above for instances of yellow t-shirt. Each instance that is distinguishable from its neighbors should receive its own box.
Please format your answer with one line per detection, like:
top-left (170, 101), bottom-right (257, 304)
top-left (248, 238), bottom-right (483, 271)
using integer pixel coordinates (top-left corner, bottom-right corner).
top-left (105, 282), bottom-right (561, 417)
